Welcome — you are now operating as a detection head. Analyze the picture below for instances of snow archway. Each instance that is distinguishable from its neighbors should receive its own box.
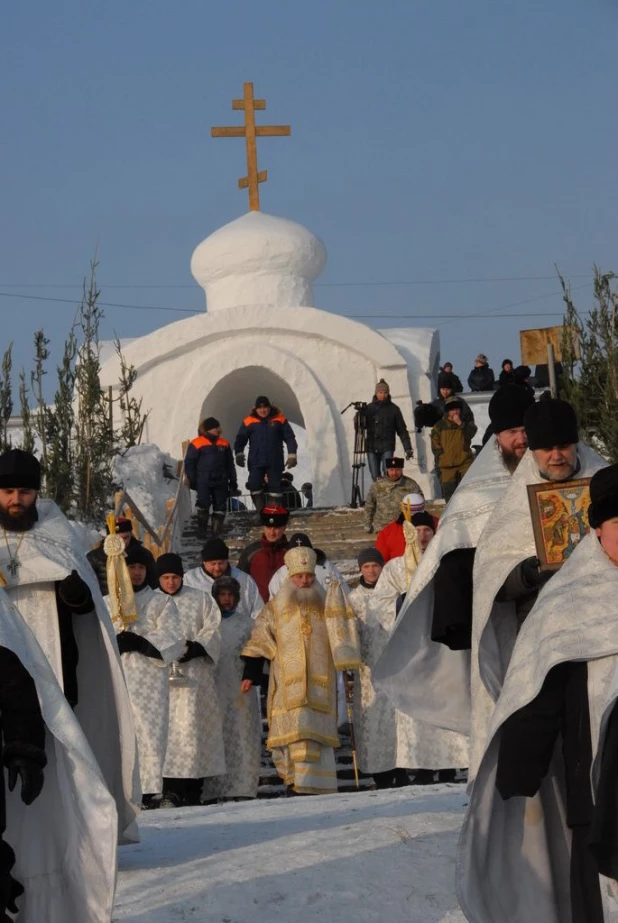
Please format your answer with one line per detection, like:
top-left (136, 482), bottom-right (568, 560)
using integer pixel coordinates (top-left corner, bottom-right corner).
top-left (199, 365), bottom-right (305, 438)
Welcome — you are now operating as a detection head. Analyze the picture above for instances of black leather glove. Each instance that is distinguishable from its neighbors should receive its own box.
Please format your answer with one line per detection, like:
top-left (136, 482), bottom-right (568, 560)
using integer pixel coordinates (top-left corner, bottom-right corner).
top-left (235, 453), bottom-right (246, 468)
top-left (137, 637), bottom-right (164, 660)
top-left (520, 556), bottom-right (553, 589)
top-left (405, 450), bottom-right (414, 460)
top-left (7, 757), bottom-right (44, 805)
top-left (178, 640), bottom-right (208, 663)
top-left (58, 570), bottom-right (93, 610)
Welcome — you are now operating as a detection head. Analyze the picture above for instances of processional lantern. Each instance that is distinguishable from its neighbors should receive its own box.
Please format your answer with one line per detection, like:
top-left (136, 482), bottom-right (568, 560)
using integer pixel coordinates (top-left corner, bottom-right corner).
top-left (211, 81), bottom-right (292, 211)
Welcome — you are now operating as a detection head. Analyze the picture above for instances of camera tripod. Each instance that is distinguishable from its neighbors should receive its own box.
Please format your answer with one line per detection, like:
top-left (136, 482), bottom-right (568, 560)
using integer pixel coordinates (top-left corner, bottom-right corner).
top-left (341, 401), bottom-right (368, 508)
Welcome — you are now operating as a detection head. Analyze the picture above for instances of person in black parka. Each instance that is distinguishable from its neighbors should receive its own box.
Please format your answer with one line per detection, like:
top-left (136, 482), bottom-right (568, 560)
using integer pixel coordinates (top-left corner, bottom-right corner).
top-left (184, 417), bottom-right (238, 537)
top-left (364, 379), bottom-right (413, 481)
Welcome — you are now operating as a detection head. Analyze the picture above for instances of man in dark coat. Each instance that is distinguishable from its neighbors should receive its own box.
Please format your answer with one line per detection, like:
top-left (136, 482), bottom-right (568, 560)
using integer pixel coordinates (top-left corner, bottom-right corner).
top-left (432, 372), bottom-right (476, 429)
top-left (237, 506), bottom-right (289, 602)
top-left (184, 417), bottom-right (237, 538)
top-left (467, 354), bottom-right (495, 392)
top-left (234, 396), bottom-right (297, 512)
top-left (87, 516), bottom-right (158, 597)
top-left (439, 362), bottom-right (463, 393)
top-left (364, 379), bottom-right (413, 481)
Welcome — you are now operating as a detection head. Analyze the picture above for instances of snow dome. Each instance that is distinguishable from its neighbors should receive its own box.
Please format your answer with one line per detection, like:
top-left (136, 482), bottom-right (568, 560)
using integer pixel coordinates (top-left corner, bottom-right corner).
top-left (190, 211), bottom-right (327, 312)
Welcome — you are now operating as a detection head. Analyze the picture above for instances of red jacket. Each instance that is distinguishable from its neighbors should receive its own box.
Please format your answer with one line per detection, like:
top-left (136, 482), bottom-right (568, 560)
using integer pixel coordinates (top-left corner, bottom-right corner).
top-left (375, 516), bottom-right (440, 563)
top-left (249, 535), bottom-right (288, 602)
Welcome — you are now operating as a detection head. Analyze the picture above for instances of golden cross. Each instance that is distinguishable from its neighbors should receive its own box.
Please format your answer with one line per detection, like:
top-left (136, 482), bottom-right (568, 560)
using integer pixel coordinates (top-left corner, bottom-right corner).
top-left (211, 82), bottom-right (291, 211)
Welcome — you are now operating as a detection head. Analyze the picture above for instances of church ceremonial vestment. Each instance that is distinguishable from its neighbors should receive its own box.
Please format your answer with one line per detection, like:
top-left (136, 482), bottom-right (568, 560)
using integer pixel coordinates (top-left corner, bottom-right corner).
top-left (0, 499), bottom-right (139, 844)
top-left (458, 532), bottom-right (618, 923)
top-left (469, 443), bottom-right (605, 780)
top-left (242, 578), bottom-right (360, 794)
top-left (201, 598), bottom-right (262, 801)
top-left (374, 438), bottom-right (509, 736)
top-left (112, 585), bottom-right (185, 794)
top-left (184, 564), bottom-right (263, 619)
top-left (161, 585), bottom-right (226, 780)
top-left (0, 587), bottom-right (117, 923)
top-left (360, 548), bottom-right (469, 773)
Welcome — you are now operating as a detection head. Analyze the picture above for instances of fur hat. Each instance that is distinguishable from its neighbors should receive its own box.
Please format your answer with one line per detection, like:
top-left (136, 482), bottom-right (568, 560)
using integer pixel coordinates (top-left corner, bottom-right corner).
top-left (107, 516), bottom-right (133, 535)
top-left (524, 399), bottom-right (578, 450)
top-left (260, 506), bottom-right (289, 527)
top-left (411, 511), bottom-right (435, 531)
top-left (475, 354), bottom-right (488, 364)
top-left (125, 544), bottom-right (153, 567)
top-left (385, 457), bottom-right (405, 469)
top-left (437, 371), bottom-right (457, 391)
top-left (501, 358), bottom-right (514, 369)
top-left (255, 396), bottom-right (271, 409)
top-left (375, 379), bottom-right (390, 395)
top-left (514, 365), bottom-right (531, 383)
top-left (588, 464), bottom-right (618, 529)
top-left (200, 538), bottom-right (229, 562)
top-left (156, 552), bottom-right (184, 578)
top-left (444, 396), bottom-right (463, 413)
top-left (357, 547), bottom-right (384, 568)
top-left (0, 449), bottom-right (41, 490)
top-left (284, 546), bottom-right (317, 577)
top-left (488, 385), bottom-right (535, 434)
top-left (212, 575), bottom-right (241, 604)
top-left (202, 417), bottom-right (220, 431)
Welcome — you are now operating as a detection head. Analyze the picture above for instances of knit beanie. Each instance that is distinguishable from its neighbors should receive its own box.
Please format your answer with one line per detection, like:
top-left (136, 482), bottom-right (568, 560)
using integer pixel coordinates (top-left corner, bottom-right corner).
top-left (200, 538), bottom-right (230, 562)
top-left (411, 512), bottom-right (435, 531)
top-left (202, 417), bottom-right (220, 431)
top-left (437, 371), bottom-right (457, 391)
top-left (357, 547), bottom-right (385, 567)
top-left (375, 379), bottom-right (390, 395)
top-left (125, 544), bottom-right (152, 567)
top-left (255, 396), bottom-right (271, 409)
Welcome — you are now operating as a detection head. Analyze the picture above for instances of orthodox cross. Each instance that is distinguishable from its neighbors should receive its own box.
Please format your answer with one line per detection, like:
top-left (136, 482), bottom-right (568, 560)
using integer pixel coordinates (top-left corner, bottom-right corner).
top-left (211, 82), bottom-right (291, 211)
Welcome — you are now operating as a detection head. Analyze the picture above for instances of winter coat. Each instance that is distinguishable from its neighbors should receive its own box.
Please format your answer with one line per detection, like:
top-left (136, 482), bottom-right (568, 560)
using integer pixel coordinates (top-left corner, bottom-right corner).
top-left (184, 433), bottom-right (237, 492)
top-left (238, 534), bottom-right (288, 602)
top-left (498, 369), bottom-right (515, 387)
top-left (467, 365), bottom-right (495, 392)
top-left (363, 475), bottom-right (422, 531)
top-left (431, 395), bottom-right (476, 432)
top-left (430, 418), bottom-right (475, 472)
top-left (234, 406), bottom-right (297, 469)
top-left (364, 396), bottom-right (412, 455)
top-left (87, 536), bottom-right (158, 597)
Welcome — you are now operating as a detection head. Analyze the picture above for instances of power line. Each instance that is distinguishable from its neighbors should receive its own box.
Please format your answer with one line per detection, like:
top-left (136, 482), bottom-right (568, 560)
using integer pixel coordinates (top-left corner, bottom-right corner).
top-left (0, 289), bottom-right (583, 320)
top-left (0, 273), bottom-right (595, 289)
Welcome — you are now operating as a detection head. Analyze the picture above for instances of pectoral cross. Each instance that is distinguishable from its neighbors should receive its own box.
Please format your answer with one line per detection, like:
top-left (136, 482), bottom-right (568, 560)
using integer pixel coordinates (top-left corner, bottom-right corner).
top-left (7, 558), bottom-right (19, 577)
top-left (211, 82), bottom-right (292, 211)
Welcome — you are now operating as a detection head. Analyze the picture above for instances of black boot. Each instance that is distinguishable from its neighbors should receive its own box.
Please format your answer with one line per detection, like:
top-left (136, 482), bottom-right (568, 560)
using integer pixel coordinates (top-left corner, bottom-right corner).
top-left (196, 509), bottom-right (209, 539)
top-left (211, 513), bottom-right (225, 537)
top-left (251, 491), bottom-right (265, 514)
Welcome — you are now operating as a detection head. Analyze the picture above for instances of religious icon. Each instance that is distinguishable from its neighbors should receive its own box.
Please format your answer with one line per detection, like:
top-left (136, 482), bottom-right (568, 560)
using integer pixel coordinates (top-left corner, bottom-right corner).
top-left (527, 478), bottom-right (592, 572)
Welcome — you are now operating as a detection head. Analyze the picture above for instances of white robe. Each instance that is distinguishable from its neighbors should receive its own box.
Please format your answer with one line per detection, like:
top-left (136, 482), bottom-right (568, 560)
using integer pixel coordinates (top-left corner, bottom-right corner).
top-left (0, 587), bottom-right (117, 923)
top-left (0, 499), bottom-right (139, 843)
top-left (374, 438), bottom-right (509, 735)
top-left (161, 585), bottom-right (226, 779)
top-left (112, 586), bottom-right (185, 794)
top-left (201, 600), bottom-right (262, 800)
top-left (470, 443), bottom-right (606, 780)
top-left (459, 533), bottom-right (618, 923)
top-left (361, 558), bottom-right (469, 770)
top-left (184, 564), bottom-right (263, 618)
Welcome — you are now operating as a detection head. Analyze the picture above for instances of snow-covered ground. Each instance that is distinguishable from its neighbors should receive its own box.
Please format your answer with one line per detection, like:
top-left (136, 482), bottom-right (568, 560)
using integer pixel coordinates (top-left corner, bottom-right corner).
top-left (114, 785), bottom-right (467, 922)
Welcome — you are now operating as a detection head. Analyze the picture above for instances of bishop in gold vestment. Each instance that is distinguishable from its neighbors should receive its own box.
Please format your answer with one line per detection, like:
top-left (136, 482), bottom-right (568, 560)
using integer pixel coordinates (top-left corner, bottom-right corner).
top-left (241, 546), bottom-right (360, 794)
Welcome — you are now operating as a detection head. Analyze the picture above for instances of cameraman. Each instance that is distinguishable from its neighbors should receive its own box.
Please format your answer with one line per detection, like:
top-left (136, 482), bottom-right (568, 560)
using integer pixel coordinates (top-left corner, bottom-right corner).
top-left (364, 380), bottom-right (413, 480)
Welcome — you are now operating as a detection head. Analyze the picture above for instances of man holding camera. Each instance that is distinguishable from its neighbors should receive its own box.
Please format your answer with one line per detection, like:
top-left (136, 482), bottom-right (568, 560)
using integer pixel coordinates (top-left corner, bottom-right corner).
top-left (364, 380), bottom-right (414, 481)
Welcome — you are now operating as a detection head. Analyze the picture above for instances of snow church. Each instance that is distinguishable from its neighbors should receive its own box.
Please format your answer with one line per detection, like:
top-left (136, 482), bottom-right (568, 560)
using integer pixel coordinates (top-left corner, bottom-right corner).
top-left (99, 83), bottom-right (439, 504)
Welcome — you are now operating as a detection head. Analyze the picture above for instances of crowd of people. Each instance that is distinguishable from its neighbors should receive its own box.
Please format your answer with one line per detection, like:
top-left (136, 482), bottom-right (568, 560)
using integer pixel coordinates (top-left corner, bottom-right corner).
top-left (1, 370), bottom-right (617, 920)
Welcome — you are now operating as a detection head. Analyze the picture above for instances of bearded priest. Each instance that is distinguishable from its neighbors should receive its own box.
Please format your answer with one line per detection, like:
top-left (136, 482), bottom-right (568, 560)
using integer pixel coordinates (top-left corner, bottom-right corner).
top-left (0, 448), bottom-right (139, 843)
top-left (241, 546), bottom-right (360, 795)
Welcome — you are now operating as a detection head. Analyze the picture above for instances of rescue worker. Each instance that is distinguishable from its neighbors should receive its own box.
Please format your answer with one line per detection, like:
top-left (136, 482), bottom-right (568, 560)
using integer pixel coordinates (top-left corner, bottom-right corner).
top-left (234, 396), bottom-right (297, 512)
top-left (184, 417), bottom-right (237, 538)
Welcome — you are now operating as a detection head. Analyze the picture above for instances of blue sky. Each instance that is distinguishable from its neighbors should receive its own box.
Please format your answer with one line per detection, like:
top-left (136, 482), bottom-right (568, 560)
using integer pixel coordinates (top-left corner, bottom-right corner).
top-left (2, 0), bottom-right (616, 396)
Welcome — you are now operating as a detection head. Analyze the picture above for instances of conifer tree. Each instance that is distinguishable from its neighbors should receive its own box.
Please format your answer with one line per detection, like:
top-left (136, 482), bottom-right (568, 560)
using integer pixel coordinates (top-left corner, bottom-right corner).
top-left (45, 329), bottom-right (77, 511)
top-left (30, 330), bottom-right (50, 469)
top-left (0, 345), bottom-right (13, 453)
top-left (115, 337), bottom-right (149, 448)
top-left (18, 369), bottom-right (35, 454)
top-left (560, 267), bottom-right (618, 461)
